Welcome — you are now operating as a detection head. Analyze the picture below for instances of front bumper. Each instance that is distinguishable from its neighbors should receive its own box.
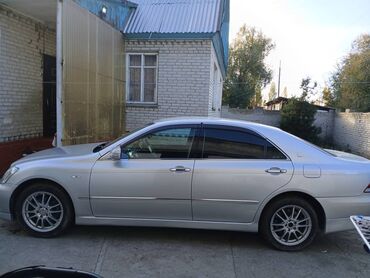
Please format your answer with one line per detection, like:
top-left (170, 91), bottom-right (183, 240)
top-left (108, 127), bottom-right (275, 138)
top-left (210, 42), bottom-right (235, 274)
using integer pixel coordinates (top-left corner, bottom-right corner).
top-left (0, 212), bottom-right (11, 221)
top-left (0, 183), bottom-right (13, 221)
top-left (317, 195), bottom-right (370, 233)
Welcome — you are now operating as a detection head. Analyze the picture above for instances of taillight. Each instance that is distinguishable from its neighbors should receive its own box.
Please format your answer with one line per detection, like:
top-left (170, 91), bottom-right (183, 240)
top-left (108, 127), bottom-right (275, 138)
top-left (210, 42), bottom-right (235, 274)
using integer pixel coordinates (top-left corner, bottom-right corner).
top-left (364, 184), bottom-right (370, 193)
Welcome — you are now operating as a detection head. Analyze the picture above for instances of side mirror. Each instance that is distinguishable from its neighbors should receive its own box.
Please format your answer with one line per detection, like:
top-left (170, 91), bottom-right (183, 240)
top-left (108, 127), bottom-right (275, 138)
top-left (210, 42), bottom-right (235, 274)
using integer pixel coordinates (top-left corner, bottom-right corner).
top-left (111, 147), bottom-right (122, 160)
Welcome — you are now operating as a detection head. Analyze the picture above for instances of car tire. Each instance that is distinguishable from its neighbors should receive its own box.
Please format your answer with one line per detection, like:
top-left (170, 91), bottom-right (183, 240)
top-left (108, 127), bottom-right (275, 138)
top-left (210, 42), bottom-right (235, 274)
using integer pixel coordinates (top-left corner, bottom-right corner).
top-left (15, 182), bottom-right (73, 238)
top-left (260, 196), bottom-right (319, 251)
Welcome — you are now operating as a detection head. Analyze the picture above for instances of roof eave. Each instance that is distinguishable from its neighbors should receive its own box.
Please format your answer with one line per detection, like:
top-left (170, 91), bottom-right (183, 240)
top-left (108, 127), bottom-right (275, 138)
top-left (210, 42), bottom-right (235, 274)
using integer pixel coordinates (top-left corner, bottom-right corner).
top-left (123, 32), bottom-right (215, 40)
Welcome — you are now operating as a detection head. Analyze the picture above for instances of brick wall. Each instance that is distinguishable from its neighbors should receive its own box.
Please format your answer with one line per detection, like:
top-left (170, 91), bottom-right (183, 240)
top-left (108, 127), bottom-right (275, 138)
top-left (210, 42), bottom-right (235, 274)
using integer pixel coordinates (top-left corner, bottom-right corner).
top-left (333, 112), bottom-right (370, 158)
top-left (124, 40), bottom-right (213, 131)
top-left (0, 5), bottom-right (56, 142)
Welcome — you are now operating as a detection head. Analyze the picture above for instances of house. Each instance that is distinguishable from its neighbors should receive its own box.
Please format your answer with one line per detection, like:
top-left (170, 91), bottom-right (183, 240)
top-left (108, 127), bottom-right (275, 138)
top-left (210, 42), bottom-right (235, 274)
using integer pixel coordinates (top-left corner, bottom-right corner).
top-left (265, 97), bottom-right (335, 112)
top-left (123, 0), bottom-right (229, 130)
top-left (0, 0), bottom-right (229, 173)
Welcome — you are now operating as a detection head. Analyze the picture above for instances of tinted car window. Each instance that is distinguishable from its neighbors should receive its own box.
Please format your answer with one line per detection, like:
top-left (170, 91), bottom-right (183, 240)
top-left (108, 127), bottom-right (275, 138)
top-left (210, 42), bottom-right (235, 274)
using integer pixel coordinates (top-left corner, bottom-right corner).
top-left (123, 128), bottom-right (195, 159)
top-left (202, 128), bottom-right (286, 159)
top-left (266, 141), bottom-right (287, 159)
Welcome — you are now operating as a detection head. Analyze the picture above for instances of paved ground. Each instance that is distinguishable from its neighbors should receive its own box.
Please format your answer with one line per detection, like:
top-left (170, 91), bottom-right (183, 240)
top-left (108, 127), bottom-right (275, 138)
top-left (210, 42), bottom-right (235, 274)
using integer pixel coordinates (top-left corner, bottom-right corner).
top-left (0, 220), bottom-right (369, 278)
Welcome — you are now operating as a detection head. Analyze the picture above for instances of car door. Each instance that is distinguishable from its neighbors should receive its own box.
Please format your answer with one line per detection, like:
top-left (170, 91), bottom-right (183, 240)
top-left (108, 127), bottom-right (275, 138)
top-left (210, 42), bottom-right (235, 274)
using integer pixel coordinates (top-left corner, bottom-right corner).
top-left (192, 125), bottom-right (294, 223)
top-left (90, 125), bottom-right (199, 220)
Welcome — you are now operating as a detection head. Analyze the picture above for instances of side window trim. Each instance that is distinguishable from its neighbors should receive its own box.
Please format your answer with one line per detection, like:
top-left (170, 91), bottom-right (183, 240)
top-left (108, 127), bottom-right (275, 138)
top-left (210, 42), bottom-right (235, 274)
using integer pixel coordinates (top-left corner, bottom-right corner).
top-left (200, 124), bottom-right (289, 160)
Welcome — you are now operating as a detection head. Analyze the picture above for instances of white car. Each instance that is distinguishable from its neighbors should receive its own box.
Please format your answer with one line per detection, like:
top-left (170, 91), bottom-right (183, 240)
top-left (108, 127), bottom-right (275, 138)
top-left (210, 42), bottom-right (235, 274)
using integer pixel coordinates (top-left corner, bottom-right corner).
top-left (0, 118), bottom-right (369, 251)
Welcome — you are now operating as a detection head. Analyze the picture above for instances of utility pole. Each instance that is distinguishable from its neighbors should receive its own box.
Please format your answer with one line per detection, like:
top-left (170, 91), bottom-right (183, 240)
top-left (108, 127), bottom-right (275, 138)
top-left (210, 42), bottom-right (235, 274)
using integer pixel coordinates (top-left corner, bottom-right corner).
top-left (277, 60), bottom-right (281, 98)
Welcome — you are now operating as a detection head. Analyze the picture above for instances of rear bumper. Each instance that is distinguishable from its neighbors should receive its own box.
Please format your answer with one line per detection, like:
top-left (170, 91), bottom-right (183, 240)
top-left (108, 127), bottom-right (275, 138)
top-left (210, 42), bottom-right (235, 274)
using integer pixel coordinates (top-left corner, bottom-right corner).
top-left (317, 195), bottom-right (370, 233)
top-left (325, 218), bottom-right (353, 233)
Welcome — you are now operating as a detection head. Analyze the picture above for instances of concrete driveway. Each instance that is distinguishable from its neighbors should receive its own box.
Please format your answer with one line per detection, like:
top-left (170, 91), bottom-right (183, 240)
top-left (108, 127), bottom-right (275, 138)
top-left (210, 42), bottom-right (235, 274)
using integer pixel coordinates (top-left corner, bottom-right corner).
top-left (0, 220), bottom-right (369, 278)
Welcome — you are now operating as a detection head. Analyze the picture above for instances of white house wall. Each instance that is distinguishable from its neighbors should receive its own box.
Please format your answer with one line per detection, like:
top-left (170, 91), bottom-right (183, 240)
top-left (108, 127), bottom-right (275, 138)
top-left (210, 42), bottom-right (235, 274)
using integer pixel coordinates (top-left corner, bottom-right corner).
top-left (0, 5), bottom-right (55, 142)
top-left (208, 42), bottom-right (224, 117)
top-left (125, 40), bottom-right (212, 131)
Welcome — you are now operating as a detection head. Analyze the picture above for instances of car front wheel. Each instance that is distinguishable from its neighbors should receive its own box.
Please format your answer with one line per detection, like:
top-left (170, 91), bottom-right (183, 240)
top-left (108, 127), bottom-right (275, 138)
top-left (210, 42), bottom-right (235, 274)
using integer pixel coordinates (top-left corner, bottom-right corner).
top-left (260, 197), bottom-right (319, 251)
top-left (15, 183), bottom-right (73, 237)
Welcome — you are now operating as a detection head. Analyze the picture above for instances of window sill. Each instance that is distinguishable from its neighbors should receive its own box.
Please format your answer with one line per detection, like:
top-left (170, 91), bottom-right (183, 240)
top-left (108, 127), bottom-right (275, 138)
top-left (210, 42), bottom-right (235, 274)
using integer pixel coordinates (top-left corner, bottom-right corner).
top-left (126, 102), bottom-right (158, 108)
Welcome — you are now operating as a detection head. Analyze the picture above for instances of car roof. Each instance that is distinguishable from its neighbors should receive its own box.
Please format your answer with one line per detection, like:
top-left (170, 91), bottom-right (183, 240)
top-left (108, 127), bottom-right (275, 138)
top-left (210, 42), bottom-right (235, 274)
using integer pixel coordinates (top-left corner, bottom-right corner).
top-left (154, 117), bottom-right (280, 131)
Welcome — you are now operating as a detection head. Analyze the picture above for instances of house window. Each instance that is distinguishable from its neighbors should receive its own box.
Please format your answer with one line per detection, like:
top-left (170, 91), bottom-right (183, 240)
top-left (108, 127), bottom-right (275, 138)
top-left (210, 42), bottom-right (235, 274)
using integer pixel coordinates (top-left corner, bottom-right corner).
top-left (127, 54), bottom-right (157, 103)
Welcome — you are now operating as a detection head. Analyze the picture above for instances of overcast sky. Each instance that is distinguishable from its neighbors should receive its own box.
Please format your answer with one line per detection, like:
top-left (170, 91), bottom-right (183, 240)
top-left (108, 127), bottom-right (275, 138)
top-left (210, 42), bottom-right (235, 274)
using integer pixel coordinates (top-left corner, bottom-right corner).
top-left (229, 0), bottom-right (370, 100)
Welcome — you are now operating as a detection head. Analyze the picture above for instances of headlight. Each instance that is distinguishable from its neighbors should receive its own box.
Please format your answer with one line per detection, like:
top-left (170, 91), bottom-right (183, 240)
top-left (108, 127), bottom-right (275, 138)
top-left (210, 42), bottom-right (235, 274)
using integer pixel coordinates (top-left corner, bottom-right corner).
top-left (0, 166), bottom-right (19, 184)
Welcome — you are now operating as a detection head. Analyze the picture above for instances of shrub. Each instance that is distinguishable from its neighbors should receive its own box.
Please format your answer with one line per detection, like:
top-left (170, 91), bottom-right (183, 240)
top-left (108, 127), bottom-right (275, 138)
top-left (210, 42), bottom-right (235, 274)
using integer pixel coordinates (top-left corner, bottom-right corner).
top-left (280, 98), bottom-right (321, 143)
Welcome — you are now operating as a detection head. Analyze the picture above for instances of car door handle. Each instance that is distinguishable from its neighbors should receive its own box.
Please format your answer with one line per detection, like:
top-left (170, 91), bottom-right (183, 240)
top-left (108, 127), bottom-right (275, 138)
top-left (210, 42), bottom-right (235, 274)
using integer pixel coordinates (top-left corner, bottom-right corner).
top-left (170, 166), bottom-right (191, 173)
top-left (265, 167), bottom-right (287, 174)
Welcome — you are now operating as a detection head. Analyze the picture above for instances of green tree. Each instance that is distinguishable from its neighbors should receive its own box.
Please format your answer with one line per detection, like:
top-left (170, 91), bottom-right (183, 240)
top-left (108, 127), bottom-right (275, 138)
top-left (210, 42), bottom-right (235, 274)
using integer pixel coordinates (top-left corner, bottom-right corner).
top-left (223, 25), bottom-right (275, 108)
top-left (268, 82), bottom-right (277, 101)
top-left (280, 98), bottom-right (321, 143)
top-left (330, 34), bottom-right (370, 111)
top-left (322, 86), bottom-right (335, 106)
top-left (300, 77), bottom-right (317, 102)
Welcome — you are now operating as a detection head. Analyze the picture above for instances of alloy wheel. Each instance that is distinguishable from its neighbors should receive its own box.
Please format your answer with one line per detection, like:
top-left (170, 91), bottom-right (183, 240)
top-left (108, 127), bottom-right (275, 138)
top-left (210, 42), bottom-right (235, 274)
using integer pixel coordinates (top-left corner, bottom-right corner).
top-left (22, 191), bottom-right (64, 233)
top-left (270, 205), bottom-right (312, 246)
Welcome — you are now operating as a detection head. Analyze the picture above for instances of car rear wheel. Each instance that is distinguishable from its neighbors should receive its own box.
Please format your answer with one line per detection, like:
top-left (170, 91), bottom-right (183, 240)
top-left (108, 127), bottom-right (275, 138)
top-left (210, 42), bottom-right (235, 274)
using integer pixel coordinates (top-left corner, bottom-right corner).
top-left (15, 183), bottom-right (73, 237)
top-left (260, 197), bottom-right (319, 251)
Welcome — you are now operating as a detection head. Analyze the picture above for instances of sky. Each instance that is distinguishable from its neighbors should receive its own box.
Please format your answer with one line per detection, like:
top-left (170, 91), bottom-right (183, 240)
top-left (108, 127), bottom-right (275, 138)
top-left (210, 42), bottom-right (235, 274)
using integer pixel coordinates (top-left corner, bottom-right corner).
top-left (229, 0), bottom-right (370, 101)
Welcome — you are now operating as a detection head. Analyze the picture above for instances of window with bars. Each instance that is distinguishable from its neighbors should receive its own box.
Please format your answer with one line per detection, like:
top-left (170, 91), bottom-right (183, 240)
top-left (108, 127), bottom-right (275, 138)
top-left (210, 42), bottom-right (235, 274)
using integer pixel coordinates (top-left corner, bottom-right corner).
top-left (127, 54), bottom-right (157, 103)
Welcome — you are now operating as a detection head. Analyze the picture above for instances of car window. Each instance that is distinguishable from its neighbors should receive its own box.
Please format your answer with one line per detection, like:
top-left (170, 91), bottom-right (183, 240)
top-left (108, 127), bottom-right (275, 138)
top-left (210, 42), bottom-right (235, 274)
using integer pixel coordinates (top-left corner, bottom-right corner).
top-left (123, 127), bottom-right (196, 159)
top-left (266, 141), bottom-right (287, 159)
top-left (202, 128), bottom-right (286, 159)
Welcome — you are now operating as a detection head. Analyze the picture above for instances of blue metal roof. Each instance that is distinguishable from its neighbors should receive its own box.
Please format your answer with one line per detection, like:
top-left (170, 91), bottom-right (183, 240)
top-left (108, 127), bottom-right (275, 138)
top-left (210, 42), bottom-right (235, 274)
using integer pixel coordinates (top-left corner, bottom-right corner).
top-left (123, 0), bottom-right (222, 34)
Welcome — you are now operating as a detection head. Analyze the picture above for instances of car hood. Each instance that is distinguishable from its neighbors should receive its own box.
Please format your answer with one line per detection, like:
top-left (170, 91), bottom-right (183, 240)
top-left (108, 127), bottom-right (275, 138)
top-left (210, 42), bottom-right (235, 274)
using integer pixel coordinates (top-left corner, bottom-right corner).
top-left (325, 149), bottom-right (369, 162)
top-left (13, 143), bottom-right (102, 165)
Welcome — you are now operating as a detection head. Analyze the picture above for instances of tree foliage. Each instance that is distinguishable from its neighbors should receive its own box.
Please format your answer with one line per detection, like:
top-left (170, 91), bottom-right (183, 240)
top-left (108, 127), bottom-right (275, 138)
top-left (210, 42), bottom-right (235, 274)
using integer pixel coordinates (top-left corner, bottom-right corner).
top-left (280, 77), bottom-right (321, 143)
top-left (300, 77), bottom-right (317, 102)
top-left (223, 25), bottom-right (275, 108)
top-left (268, 82), bottom-right (277, 101)
top-left (330, 34), bottom-right (370, 112)
top-left (280, 99), bottom-right (321, 143)
top-left (322, 87), bottom-right (335, 106)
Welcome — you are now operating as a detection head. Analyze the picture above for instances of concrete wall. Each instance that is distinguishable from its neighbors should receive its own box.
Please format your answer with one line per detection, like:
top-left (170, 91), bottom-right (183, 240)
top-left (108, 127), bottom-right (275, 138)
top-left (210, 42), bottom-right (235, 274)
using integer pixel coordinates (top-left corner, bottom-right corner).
top-left (333, 112), bottom-right (370, 158)
top-left (313, 110), bottom-right (335, 141)
top-left (0, 5), bottom-right (56, 142)
top-left (221, 106), bottom-right (281, 127)
top-left (222, 106), bottom-right (370, 158)
top-left (221, 106), bottom-right (335, 140)
top-left (124, 40), bottom-right (214, 131)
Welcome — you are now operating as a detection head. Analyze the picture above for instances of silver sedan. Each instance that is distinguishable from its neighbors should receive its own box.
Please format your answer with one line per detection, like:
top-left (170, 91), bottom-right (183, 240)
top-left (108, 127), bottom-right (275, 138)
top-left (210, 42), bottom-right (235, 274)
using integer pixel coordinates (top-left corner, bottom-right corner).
top-left (1, 118), bottom-right (369, 251)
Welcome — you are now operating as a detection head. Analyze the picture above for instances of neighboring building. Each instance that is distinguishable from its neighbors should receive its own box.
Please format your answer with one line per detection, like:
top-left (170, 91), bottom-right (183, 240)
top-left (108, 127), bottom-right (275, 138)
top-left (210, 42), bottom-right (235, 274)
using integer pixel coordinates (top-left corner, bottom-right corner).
top-left (265, 97), bottom-right (289, 111)
top-left (0, 0), bottom-right (229, 173)
top-left (265, 97), bottom-right (335, 112)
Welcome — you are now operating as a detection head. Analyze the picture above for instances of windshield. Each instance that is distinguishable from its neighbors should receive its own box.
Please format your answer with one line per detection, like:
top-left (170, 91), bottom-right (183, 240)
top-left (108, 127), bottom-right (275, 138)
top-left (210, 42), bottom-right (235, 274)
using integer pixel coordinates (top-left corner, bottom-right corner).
top-left (93, 123), bottom-right (154, 153)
